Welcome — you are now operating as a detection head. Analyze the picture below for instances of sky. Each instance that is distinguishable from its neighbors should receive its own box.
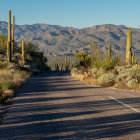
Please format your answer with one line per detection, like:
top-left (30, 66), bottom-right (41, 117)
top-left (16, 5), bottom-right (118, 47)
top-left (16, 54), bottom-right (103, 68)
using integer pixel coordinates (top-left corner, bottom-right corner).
top-left (0, 0), bottom-right (140, 28)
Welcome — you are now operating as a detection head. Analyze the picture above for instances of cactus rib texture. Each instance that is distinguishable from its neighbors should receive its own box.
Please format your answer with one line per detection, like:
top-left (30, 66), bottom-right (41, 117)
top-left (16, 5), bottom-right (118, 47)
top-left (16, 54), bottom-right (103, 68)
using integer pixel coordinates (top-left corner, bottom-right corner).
top-left (126, 27), bottom-right (132, 65)
top-left (108, 43), bottom-right (111, 59)
top-left (12, 16), bottom-right (15, 55)
top-left (22, 41), bottom-right (25, 65)
top-left (7, 10), bottom-right (11, 62)
top-left (132, 51), bottom-right (135, 65)
top-left (7, 41), bottom-right (10, 62)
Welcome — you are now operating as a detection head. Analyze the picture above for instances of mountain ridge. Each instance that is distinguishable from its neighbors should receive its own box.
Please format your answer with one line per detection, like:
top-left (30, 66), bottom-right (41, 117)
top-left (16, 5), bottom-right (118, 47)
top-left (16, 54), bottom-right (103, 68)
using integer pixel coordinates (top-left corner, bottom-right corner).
top-left (0, 21), bottom-right (140, 57)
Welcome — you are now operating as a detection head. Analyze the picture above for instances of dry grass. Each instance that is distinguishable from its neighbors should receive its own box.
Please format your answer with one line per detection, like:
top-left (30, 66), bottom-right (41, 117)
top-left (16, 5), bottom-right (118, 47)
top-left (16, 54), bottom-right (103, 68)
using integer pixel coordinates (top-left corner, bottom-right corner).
top-left (114, 81), bottom-right (130, 90)
top-left (84, 76), bottom-right (100, 86)
top-left (71, 73), bottom-right (86, 82)
top-left (135, 83), bottom-right (140, 91)
top-left (71, 73), bottom-right (100, 86)
top-left (0, 68), bottom-right (30, 104)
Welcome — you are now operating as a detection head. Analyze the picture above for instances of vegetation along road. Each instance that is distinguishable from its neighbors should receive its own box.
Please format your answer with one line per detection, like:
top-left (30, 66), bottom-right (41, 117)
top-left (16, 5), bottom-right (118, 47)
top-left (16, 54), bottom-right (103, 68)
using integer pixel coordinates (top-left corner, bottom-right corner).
top-left (0, 71), bottom-right (140, 140)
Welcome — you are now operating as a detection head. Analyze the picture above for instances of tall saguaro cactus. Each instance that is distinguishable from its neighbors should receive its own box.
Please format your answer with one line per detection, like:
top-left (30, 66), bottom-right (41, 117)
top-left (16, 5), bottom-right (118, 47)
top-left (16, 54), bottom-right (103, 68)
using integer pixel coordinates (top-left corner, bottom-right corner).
top-left (12, 16), bottom-right (15, 55)
top-left (7, 41), bottom-right (10, 62)
top-left (108, 43), bottom-right (111, 59)
top-left (22, 41), bottom-right (25, 65)
top-left (126, 27), bottom-right (132, 65)
top-left (132, 51), bottom-right (135, 65)
top-left (7, 9), bottom-right (12, 62)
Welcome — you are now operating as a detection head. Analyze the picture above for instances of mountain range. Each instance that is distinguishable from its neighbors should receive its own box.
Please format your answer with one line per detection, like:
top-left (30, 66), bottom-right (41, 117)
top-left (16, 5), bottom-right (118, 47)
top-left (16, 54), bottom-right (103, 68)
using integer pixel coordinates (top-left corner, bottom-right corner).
top-left (0, 21), bottom-right (140, 57)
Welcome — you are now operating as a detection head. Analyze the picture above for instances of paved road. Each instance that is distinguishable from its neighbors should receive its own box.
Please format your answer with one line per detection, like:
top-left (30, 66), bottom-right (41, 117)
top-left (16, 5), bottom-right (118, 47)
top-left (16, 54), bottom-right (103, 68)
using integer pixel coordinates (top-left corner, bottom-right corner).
top-left (0, 71), bottom-right (140, 140)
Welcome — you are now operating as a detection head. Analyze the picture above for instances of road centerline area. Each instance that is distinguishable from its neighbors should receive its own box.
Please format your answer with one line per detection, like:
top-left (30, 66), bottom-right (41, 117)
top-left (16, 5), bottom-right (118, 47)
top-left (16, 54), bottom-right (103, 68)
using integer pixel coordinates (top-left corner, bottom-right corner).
top-left (108, 96), bottom-right (140, 113)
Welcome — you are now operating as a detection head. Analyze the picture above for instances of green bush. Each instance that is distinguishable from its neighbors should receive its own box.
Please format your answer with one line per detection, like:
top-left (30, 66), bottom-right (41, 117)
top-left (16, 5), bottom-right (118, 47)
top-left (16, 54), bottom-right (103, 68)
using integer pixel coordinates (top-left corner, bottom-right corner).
top-left (74, 52), bottom-right (91, 68)
top-left (90, 56), bottom-right (103, 69)
top-left (0, 34), bottom-right (7, 55)
top-left (90, 55), bottom-right (118, 71)
top-left (24, 42), bottom-right (39, 56)
top-left (99, 55), bottom-right (118, 71)
top-left (1, 80), bottom-right (13, 90)
top-left (17, 71), bottom-right (27, 78)
top-left (0, 62), bottom-right (7, 69)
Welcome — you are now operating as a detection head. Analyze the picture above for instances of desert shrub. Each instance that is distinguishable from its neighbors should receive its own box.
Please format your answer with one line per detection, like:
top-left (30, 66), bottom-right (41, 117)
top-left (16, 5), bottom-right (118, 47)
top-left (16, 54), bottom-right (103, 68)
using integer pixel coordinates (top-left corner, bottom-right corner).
top-left (89, 68), bottom-right (98, 76)
top-left (0, 34), bottom-right (7, 54)
top-left (89, 43), bottom-right (104, 69)
top-left (132, 65), bottom-right (140, 83)
top-left (116, 72), bottom-right (135, 82)
top-left (0, 62), bottom-right (7, 69)
top-left (97, 73), bottom-right (116, 86)
top-left (115, 66), bottom-right (133, 74)
top-left (0, 72), bottom-right (13, 81)
top-left (71, 68), bottom-right (78, 73)
top-left (118, 59), bottom-right (126, 66)
top-left (16, 71), bottom-right (27, 78)
top-left (7, 63), bottom-right (18, 69)
top-left (115, 65), bottom-right (140, 82)
top-left (74, 52), bottom-right (91, 68)
top-left (96, 69), bottom-right (106, 77)
top-left (89, 68), bottom-right (106, 78)
top-left (127, 79), bottom-right (138, 88)
top-left (71, 67), bottom-right (83, 75)
top-left (102, 56), bottom-right (118, 70)
top-left (90, 54), bottom-right (119, 71)
top-left (125, 74), bottom-right (135, 82)
top-left (90, 57), bottom-right (102, 69)
top-left (89, 40), bottom-right (119, 70)
top-left (19, 41), bottom-right (48, 72)
top-left (0, 34), bottom-right (17, 55)
top-left (24, 42), bottom-right (39, 56)
top-left (0, 54), bottom-right (5, 61)
top-left (115, 66), bottom-right (126, 74)
top-left (1, 80), bottom-right (13, 90)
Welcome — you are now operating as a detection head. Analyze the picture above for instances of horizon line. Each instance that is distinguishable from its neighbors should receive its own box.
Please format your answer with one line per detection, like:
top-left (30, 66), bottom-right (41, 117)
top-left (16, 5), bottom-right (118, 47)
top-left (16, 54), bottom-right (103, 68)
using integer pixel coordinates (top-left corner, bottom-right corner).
top-left (0, 20), bottom-right (140, 29)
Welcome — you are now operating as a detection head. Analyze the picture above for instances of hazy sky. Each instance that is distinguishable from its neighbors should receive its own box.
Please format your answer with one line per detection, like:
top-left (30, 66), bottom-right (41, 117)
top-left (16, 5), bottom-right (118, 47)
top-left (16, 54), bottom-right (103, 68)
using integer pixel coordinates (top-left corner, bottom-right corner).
top-left (0, 0), bottom-right (140, 28)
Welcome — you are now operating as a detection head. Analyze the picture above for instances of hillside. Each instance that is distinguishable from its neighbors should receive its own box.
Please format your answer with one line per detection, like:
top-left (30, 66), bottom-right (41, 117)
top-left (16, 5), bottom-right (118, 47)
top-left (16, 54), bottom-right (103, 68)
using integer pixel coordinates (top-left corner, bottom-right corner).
top-left (0, 21), bottom-right (140, 57)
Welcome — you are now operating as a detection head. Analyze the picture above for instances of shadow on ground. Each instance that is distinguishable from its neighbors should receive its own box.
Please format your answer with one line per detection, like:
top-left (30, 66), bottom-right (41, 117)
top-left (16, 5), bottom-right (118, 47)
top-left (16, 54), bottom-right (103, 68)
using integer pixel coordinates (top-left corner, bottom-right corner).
top-left (0, 71), bottom-right (140, 139)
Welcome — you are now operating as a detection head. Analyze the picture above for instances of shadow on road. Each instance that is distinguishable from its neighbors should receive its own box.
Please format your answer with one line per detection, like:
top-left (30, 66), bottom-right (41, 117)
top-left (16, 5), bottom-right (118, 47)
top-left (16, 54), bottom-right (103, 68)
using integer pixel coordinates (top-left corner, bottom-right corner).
top-left (0, 71), bottom-right (140, 139)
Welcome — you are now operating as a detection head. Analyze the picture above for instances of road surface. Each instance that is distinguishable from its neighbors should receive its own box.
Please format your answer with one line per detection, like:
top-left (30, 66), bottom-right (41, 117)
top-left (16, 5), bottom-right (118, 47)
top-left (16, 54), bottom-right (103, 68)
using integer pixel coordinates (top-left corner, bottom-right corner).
top-left (0, 71), bottom-right (140, 140)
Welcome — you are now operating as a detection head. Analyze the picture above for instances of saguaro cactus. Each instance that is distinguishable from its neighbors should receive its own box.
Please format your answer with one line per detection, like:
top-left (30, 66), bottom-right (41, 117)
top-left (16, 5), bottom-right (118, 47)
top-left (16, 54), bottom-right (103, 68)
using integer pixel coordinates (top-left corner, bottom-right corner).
top-left (7, 41), bottom-right (10, 62)
top-left (7, 9), bottom-right (11, 62)
top-left (132, 51), bottom-right (135, 65)
top-left (22, 41), bottom-right (25, 64)
top-left (108, 43), bottom-right (111, 59)
top-left (116, 54), bottom-right (120, 63)
top-left (64, 56), bottom-right (67, 70)
top-left (12, 16), bottom-right (15, 55)
top-left (126, 28), bottom-right (132, 65)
